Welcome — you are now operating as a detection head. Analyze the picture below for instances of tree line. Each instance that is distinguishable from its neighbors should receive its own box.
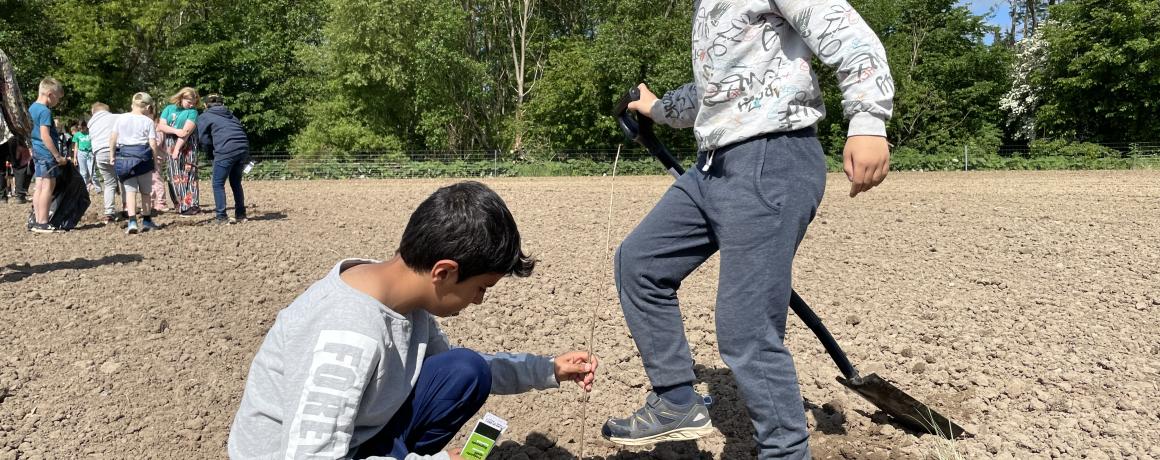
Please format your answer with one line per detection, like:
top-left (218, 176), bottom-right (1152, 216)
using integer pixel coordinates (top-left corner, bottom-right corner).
top-left (1, 0), bottom-right (1156, 162)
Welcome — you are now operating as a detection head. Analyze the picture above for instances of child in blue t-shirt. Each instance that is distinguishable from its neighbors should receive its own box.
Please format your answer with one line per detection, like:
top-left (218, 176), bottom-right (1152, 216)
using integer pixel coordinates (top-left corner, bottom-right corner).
top-left (28, 77), bottom-right (68, 233)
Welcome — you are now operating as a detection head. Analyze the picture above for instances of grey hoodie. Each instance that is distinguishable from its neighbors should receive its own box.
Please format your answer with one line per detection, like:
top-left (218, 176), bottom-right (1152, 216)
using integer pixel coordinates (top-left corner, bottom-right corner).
top-left (651, 0), bottom-right (894, 150)
top-left (227, 259), bottom-right (559, 460)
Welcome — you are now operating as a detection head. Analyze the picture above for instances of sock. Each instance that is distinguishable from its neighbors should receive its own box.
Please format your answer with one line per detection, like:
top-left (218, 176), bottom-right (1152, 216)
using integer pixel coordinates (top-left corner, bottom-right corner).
top-left (654, 383), bottom-right (697, 406)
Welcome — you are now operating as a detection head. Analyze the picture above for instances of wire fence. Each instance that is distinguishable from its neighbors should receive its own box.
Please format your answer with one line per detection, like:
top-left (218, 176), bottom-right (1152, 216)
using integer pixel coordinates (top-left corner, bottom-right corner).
top-left (243, 149), bottom-right (697, 179)
top-left (238, 142), bottom-right (1160, 180)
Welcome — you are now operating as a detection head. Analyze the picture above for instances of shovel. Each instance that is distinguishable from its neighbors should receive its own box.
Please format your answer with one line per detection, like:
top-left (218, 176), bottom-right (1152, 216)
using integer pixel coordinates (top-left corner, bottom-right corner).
top-left (612, 87), bottom-right (969, 440)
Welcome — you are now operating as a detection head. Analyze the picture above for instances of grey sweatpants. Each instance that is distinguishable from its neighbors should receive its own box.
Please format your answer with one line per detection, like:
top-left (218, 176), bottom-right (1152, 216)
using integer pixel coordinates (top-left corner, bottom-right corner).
top-left (94, 150), bottom-right (123, 216)
top-left (615, 128), bottom-right (826, 459)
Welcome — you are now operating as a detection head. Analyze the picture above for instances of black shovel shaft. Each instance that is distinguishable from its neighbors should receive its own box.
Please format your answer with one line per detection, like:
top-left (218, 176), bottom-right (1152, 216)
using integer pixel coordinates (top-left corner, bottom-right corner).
top-left (789, 291), bottom-right (860, 381)
top-left (614, 87), bottom-right (860, 382)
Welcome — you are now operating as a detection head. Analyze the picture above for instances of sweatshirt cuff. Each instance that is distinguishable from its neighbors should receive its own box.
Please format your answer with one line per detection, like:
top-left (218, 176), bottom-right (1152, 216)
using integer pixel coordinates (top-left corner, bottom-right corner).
top-left (847, 112), bottom-right (888, 138)
top-left (536, 354), bottom-right (560, 389)
top-left (648, 99), bottom-right (670, 127)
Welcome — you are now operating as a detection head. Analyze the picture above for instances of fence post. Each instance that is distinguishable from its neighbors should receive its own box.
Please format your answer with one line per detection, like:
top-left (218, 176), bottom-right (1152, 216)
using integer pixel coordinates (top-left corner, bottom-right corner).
top-left (492, 150), bottom-right (498, 178)
top-left (964, 145), bottom-right (969, 171)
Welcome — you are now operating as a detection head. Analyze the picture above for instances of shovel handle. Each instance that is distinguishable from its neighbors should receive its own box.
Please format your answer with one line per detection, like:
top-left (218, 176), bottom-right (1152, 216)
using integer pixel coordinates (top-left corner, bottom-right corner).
top-left (789, 291), bottom-right (860, 381)
top-left (614, 87), bottom-right (685, 178)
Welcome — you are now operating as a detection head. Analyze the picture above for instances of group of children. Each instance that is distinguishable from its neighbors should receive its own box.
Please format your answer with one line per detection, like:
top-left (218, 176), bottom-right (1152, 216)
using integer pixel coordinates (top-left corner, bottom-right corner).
top-left (22, 78), bottom-right (251, 233)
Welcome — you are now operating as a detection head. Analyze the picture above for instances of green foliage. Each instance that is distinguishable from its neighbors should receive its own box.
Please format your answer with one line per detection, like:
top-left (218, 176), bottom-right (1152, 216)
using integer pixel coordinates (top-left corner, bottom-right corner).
top-left (5, 0), bottom-right (1154, 164)
top-left (162, 0), bottom-right (327, 150)
top-left (50, 0), bottom-right (176, 113)
top-left (888, 139), bottom-right (1131, 172)
top-left (817, 0), bottom-right (1013, 160)
top-left (1034, 0), bottom-right (1160, 141)
top-left (0, 0), bottom-right (61, 101)
top-left (524, 0), bottom-right (696, 153)
top-left (1028, 139), bottom-right (1120, 159)
top-left (291, 0), bottom-right (494, 155)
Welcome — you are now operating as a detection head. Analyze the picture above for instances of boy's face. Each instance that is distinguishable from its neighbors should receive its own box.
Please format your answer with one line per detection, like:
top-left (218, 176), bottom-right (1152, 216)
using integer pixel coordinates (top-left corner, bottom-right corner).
top-left (46, 91), bottom-right (62, 108)
top-left (428, 266), bottom-right (504, 317)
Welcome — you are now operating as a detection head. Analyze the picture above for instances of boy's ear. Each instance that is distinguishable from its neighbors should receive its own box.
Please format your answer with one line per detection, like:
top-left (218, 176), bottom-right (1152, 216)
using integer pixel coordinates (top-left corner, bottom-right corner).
top-left (430, 260), bottom-right (460, 283)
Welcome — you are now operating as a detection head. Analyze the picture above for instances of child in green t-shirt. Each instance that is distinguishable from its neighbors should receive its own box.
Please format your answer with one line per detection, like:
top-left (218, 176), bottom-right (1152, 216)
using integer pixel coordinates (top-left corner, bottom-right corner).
top-left (71, 121), bottom-right (95, 191)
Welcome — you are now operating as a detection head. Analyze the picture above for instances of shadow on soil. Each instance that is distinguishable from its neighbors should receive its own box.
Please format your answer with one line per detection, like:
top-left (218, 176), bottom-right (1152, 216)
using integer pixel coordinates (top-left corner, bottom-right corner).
top-left (1, 254), bottom-right (144, 283)
top-left (487, 365), bottom-right (852, 459)
top-left (489, 433), bottom-right (713, 459)
top-left (248, 211), bottom-right (287, 221)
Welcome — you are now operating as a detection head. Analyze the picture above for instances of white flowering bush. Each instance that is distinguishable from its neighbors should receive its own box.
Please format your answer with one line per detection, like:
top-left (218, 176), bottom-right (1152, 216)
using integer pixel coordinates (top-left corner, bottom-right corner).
top-left (1000, 29), bottom-right (1048, 140)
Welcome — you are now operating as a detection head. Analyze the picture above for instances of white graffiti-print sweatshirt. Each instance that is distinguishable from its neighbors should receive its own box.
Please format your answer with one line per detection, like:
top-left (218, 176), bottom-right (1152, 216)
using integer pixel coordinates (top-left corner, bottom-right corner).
top-left (650, 0), bottom-right (894, 150)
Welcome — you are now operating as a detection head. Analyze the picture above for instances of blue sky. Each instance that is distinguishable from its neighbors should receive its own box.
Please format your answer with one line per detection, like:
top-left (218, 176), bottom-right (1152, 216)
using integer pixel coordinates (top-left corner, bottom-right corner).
top-left (960, 0), bottom-right (1013, 30)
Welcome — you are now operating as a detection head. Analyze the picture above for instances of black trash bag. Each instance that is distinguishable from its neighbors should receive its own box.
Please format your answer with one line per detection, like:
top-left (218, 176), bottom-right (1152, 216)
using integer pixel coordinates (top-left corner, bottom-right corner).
top-left (26, 161), bottom-right (91, 231)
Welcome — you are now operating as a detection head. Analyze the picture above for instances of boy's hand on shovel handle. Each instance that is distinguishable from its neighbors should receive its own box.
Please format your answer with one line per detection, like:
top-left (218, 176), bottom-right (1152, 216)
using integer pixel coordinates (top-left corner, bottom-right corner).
top-left (626, 83), bottom-right (658, 120)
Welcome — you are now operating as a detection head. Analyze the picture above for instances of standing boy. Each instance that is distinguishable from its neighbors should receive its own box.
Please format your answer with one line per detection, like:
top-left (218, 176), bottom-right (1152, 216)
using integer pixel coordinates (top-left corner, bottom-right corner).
top-left (228, 182), bottom-right (599, 460)
top-left (602, 1), bottom-right (895, 458)
top-left (89, 102), bottom-right (122, 223)
top-left (28, 78), bottom-right (68, 233)
top-left (196, 94), bottom-right (250, 224)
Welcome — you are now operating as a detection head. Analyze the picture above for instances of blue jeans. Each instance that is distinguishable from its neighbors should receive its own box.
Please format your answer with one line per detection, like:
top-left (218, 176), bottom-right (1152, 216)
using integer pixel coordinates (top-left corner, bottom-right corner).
top-left (615, 128), bottom-right (826, 459)
top-left (354, 348), bottom-right (491, 459)
top-left (77, 150), bottom-right (95, 187)
top-left (212, 154), bottom-right (248, 219)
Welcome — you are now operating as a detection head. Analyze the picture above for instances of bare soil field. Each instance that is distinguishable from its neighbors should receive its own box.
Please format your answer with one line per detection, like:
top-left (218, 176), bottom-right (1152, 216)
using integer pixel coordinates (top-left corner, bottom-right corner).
top-left (2, 170), bottom-right (1158, 459)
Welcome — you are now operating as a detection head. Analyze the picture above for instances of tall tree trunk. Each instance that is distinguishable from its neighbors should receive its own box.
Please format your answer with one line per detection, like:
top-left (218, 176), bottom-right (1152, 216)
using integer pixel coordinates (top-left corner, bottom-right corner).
top-left (1026, 0), bottom-right (1038, 35)
top-left (1008, 1), bottom-right (1018, 45)
top-left (502, 0), bottom-right (538, 155)
top-left (1020, 4), bottom-right (1028, 39)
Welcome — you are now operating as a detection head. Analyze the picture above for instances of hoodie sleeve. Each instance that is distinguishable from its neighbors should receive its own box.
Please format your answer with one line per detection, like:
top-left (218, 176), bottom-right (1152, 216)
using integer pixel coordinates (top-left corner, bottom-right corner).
top-left (774, 0), bottom-right (894, 137)
top-left (422, 315), bottom-right (556, 395)
top-left (480, 352), bottom-right (559, 395)
top-left (649, 82), bottom-right (701, 129)
top-left (197, 114), bottom-right (213, 152)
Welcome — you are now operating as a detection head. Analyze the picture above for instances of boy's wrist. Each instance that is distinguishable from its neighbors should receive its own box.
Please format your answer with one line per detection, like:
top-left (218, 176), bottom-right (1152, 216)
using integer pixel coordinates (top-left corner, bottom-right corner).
top-left (847, 112), bottom-right (888, 138)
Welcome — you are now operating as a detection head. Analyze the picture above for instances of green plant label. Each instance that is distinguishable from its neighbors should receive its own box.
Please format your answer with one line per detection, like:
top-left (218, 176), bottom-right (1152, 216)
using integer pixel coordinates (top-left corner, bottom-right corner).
top-left (460, 413), bottom-right (507, 460)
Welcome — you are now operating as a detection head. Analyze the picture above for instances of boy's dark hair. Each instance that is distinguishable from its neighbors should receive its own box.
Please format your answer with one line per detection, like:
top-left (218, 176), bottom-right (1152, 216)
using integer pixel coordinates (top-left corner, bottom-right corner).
top-left (399, 181), bottom-right (535, 281)
top-left (205, 93), bottom-right (225, 107)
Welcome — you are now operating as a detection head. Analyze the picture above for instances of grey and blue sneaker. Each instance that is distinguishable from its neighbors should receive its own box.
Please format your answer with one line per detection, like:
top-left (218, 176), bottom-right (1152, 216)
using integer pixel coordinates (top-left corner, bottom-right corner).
top-left (602, 392), bottom-right (715, 446)
top-left (125, 219), bottom-right (139, 234)
top-left (141, 218), bottom-right (160, 232)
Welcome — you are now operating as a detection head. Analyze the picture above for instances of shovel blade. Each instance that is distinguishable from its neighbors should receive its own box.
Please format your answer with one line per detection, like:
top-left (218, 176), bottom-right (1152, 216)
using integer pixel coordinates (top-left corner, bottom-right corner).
top-left (837, 373), bottom-right (969, 439)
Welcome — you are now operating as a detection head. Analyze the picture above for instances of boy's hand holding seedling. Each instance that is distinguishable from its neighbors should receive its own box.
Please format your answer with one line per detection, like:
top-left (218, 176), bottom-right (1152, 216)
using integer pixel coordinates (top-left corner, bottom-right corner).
top-left (554, 351), bottom-right (599, 392)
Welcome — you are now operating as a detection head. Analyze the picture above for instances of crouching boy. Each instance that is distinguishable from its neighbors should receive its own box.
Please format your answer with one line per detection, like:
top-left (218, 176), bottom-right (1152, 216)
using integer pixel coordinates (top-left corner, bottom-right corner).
top-left (228, 181), bottom-right (598, 460)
